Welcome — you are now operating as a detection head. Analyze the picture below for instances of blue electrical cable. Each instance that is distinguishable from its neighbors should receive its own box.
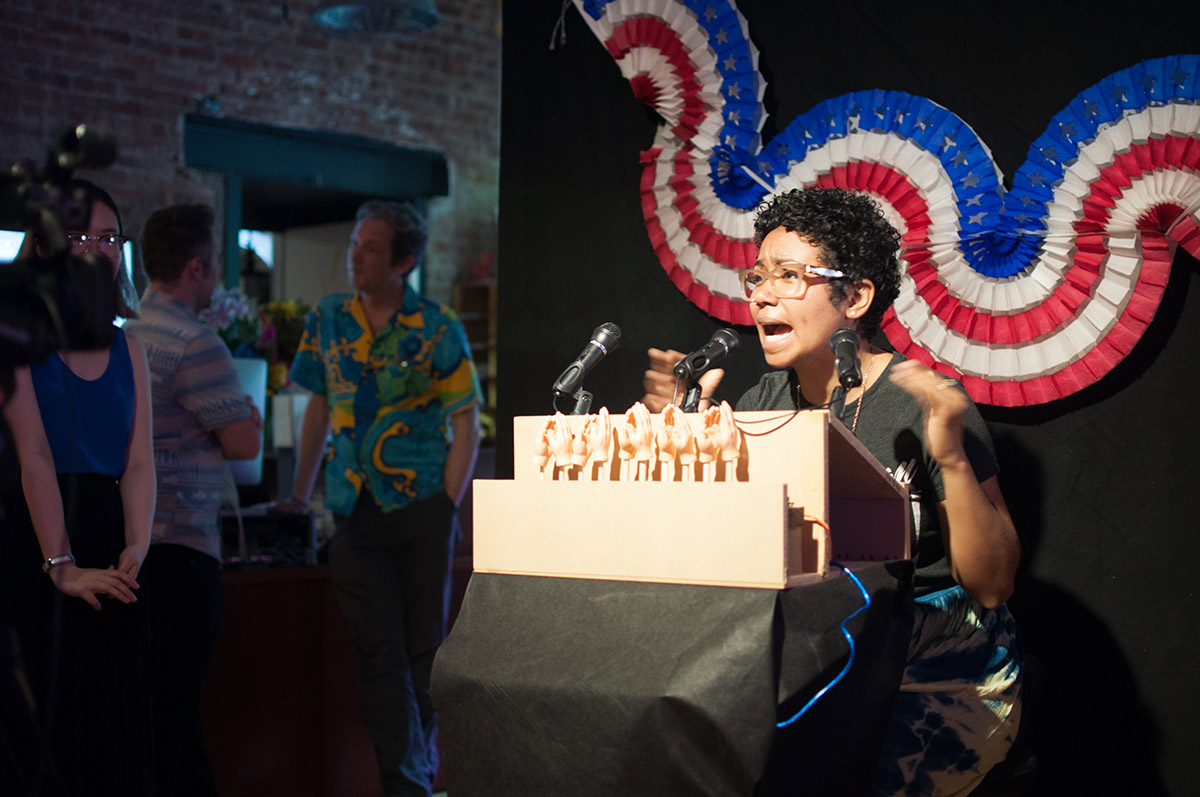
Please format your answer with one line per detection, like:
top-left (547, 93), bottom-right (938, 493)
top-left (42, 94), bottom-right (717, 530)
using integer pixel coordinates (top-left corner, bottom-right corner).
top-left (776, 561), bottom-right (871, 728)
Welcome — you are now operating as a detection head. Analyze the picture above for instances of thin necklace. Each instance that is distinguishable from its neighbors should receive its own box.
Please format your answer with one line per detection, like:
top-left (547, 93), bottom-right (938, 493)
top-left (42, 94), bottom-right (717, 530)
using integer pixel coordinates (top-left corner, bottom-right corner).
top-left (850, 353), bottom-right (877, 435)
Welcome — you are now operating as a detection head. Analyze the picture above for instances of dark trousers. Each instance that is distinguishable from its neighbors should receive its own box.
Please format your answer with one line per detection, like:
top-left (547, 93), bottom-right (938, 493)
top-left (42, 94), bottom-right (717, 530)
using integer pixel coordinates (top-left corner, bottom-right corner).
top-left (330, 490), bottom-right (457, 797)
top-left (141, 543), bottom-right (225, 797)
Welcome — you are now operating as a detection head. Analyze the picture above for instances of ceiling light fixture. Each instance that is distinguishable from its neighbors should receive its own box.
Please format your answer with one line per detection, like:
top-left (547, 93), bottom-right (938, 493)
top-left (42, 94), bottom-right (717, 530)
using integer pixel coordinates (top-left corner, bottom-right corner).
top-left (311, 0), bottom-right (440, 37)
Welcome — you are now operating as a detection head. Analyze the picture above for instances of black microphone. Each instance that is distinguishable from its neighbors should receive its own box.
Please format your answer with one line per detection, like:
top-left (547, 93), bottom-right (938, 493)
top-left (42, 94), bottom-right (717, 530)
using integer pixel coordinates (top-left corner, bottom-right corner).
top-left (552, 322), bottom-right (622, 397)
top-left (830, 327), bottom-right (862, 389)
top-left (673, 328), bottom-right (740, 383)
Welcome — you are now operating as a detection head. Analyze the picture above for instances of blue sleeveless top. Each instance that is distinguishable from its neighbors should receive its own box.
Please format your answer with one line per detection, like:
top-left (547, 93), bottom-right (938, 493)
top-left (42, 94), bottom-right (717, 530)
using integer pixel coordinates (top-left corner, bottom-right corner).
top-left (30, 328), bottom-right (135, 477)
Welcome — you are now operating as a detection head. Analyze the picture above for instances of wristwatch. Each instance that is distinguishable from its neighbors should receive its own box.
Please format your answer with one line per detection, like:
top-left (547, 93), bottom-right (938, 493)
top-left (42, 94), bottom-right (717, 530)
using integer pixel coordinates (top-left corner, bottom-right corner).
top-left (42, 554), bottom-right (76, 573)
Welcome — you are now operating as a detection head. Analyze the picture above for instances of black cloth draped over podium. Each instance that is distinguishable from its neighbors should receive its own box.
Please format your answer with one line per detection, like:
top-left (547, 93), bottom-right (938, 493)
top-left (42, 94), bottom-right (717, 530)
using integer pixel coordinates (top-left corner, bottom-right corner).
top-left (432, 561), bottom-right (914, 796)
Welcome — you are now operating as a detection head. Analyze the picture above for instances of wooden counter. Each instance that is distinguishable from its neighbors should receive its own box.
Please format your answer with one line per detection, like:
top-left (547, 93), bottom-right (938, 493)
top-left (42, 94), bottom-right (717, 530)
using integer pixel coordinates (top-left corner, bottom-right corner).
top-left (201, 566), bottom-right (380, 797)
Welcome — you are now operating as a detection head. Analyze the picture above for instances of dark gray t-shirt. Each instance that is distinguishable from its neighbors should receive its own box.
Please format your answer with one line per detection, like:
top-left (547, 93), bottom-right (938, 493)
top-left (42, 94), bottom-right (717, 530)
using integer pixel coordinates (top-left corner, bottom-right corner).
top-left (735, 352), bottom-right (999, 595)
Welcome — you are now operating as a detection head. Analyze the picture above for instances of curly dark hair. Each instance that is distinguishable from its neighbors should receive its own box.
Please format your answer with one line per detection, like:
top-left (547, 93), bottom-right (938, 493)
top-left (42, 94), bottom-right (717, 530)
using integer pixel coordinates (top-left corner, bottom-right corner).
top-left (752, 187), bottom-right (901, 337)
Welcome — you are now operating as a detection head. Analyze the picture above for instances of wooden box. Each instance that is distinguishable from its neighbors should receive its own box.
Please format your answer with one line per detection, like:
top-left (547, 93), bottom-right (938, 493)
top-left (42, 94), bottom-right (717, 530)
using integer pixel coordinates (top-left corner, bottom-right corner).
top-left (472, 409), bottom-right (908, 588)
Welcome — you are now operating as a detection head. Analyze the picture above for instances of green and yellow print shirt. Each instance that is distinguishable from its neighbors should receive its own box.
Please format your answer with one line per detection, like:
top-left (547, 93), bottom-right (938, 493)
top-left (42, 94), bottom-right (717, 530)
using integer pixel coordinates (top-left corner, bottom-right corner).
top-left (290, 290), bottom-right (481, 514)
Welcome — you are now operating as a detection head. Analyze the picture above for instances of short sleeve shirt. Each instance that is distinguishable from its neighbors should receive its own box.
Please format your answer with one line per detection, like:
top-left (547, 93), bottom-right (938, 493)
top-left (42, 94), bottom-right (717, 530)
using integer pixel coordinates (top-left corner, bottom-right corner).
top-left (290, 289), bottom-right (481, 515)
top-left (735, 353), bottom-right (999, 595)
top-left (125, 289), bottom-right (253, 559)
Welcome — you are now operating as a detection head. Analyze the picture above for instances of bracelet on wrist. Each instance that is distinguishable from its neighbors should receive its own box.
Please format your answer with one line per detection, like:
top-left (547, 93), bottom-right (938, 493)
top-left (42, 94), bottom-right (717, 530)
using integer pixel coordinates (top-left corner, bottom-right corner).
top-left (42, 554), bottom-right (75, 574)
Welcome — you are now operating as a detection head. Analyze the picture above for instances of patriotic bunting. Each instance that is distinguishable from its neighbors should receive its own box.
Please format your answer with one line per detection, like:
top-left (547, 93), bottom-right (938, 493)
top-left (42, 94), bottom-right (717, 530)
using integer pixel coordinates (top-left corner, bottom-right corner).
top-left (574, 0), bottom-right (1200, 406)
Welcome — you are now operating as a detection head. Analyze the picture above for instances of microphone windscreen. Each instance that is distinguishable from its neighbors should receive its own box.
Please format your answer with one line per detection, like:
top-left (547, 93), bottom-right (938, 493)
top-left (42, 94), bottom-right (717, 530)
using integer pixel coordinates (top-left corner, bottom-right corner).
top-left (713, 328), bottom-right (740, 352)
top-left (593, 322), bottom-right (621, 351)
top-left (829, 327), bottom-right (860, 351)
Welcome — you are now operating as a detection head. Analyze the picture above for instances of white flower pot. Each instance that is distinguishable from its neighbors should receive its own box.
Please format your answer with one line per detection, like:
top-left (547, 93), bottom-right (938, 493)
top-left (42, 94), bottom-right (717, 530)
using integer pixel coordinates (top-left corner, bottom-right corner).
top-left (229, 357), bottom-right (268, 485)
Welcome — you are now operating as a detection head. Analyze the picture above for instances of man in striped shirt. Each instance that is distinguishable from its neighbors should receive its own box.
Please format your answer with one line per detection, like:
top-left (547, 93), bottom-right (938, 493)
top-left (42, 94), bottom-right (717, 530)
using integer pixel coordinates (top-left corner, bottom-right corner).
top-left (124, 203), bottom-right (262, 797)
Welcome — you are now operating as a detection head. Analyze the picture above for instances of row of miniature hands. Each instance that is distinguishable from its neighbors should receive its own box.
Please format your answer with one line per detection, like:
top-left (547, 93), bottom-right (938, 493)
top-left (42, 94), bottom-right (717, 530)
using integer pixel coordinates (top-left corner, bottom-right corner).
top-left (533, 400), bottom-right (740, 481)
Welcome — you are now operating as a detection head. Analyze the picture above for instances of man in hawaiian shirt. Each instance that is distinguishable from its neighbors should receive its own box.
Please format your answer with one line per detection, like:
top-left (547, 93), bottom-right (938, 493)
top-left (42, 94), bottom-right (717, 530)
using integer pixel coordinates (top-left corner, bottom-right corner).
top-left (280, 200), bottom-right (481, 797)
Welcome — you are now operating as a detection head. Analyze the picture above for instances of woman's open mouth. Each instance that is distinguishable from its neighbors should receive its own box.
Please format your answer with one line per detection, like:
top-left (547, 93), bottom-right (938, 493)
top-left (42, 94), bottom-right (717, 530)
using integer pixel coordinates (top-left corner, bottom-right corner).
top-left (760, 323), bottom-right (793, 343)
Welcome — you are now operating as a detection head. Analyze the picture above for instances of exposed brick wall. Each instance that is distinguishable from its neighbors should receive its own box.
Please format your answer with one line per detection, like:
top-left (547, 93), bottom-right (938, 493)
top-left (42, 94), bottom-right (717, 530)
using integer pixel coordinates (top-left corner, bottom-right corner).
top-left (0, 0), bottom-right (500, 305)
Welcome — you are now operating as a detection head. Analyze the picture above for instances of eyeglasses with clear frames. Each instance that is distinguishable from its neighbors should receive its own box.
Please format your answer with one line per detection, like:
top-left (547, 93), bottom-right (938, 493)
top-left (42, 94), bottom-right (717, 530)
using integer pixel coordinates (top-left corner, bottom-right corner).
top-left (67, 232), bottom-right (128, 257)
top-left (739, 263), bottom-right (846, 300)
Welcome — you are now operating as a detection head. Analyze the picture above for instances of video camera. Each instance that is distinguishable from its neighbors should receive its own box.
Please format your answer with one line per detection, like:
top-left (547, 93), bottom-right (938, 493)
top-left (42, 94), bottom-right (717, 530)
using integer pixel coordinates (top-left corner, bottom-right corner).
top-left (0, 123), bottom-right (121, 369)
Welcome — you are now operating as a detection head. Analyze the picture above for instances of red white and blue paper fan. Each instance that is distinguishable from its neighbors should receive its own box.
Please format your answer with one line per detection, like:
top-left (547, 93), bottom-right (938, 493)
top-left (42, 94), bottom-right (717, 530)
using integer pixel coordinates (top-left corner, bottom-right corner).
top-left (573, 0), bottom-right (1200, 406)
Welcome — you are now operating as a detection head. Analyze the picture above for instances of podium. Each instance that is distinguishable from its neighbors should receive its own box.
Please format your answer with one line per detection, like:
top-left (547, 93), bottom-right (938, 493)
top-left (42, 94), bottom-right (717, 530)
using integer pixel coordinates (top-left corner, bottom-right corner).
top-left (433, 409), bottom-right (914, 795)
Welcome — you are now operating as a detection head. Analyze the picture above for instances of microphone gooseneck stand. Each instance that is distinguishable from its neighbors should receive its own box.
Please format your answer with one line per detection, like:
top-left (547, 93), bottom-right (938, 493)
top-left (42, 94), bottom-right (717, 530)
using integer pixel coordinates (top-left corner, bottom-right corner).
top-left (680, 382), bottom-right (705, 413)
top-left (553, 387), bottom-right (594, 415)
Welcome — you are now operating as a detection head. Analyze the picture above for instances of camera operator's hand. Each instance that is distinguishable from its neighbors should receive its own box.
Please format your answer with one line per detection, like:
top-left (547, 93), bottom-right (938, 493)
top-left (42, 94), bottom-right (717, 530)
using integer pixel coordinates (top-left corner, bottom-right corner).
top-left (49, 563), bottom-right (139, 611)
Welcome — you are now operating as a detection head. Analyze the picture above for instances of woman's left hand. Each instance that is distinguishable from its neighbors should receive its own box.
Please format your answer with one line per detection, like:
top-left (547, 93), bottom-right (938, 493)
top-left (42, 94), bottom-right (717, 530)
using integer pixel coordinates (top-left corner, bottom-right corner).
top-left (889, 359), bottom-right (970, 468)
top-left (116, 544), bottom-right (146, 580)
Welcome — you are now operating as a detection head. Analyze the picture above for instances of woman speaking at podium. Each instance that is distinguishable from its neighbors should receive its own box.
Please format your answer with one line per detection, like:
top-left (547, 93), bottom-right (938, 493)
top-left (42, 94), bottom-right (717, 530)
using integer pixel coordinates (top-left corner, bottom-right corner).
top-left (644, 187), bottom-right (1022, 796)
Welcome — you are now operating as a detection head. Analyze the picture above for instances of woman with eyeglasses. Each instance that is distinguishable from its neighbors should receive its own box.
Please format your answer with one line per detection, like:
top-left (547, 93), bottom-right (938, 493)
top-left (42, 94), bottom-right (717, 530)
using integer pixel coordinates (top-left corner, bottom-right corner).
top-left (643, 187), bottom-right (1022, 796)
top-left (1, 179), bottom-right (155, 794)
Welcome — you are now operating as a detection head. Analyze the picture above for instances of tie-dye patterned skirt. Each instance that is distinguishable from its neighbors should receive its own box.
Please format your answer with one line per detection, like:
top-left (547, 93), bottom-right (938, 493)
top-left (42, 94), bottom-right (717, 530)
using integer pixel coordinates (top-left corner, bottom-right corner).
top-left (871, 585), bottom-right (1023, 796)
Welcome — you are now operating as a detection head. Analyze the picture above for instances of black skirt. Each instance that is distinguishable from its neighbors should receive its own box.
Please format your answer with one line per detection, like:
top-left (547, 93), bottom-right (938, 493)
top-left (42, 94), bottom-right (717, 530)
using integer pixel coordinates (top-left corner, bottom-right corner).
top-left (0, 472), bottom-right (154, 796)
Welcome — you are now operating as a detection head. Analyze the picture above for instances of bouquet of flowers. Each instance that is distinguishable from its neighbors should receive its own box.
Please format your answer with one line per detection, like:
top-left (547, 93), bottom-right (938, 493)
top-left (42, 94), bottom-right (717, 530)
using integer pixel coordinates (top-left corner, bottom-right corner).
top-left (200, 289), bottom-right (315, 395)
top-left (198, 287), bottom-right (274, 360)
top-left (262, 299), bottom-right (312, 394)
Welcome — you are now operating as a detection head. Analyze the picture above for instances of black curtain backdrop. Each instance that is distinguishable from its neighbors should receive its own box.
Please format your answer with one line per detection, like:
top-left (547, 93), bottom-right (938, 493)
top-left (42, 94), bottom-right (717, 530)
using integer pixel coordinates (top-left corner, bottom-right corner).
top-left (498, 3), bottom-right (1198, 793)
